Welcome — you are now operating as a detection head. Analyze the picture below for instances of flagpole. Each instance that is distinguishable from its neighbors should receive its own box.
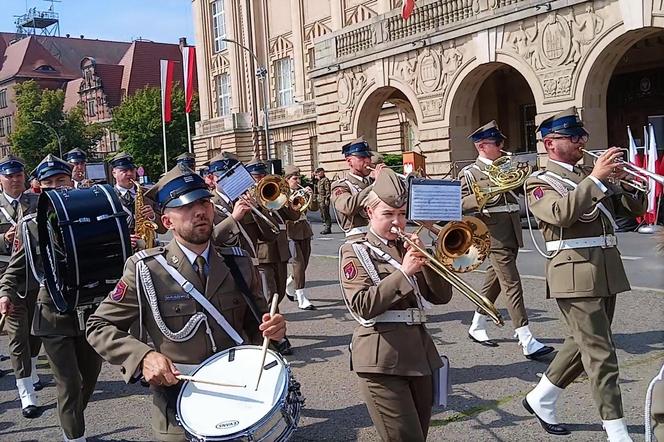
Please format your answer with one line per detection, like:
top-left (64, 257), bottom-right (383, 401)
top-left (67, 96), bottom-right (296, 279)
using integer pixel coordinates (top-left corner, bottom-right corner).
top-left (160, 60), bottom-right (169, 174)
top-left (161, 102), bottom-right (168, 174)
top-left (185, 112), bottom-right (192, 154)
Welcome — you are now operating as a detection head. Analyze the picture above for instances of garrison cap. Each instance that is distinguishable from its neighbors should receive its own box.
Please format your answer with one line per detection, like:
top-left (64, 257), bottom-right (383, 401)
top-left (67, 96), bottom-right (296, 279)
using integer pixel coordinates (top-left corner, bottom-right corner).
top-left (537, 107), bottom-right (589, 139)
top-left (146, 163), bottom-right (212, 210)
top-left (32, 154), bottom-right (72, 181)
top-left (373, 168), bottom-right (407, 208)
top-left (283, 165), bottom-right (301, 177)
top-left (246, 158), bottom-right (268, 175)
top-left (109, 151), bottom-right (136, 170)
top-left (175, 152), bottom-right (196, 169)
top-left (342, 137), bottom-right (372, 157)
top-left (0, 154), bottom-right (26, 175)
top-left (208, 151), bottom-right (239, 174)
top-left (468, 120), bottom-right (506, 143)
top-left (64, 148), bottom-right (87, 164)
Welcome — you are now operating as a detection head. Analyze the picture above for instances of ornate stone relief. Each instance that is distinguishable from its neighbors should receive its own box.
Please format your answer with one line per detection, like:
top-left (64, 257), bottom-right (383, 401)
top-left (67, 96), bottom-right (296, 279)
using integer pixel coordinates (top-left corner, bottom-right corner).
top-left (337, 69), bottom-right (370, 131)
top-left (270, 35), bottom-right (294, 60)
top-left (345, 4), bottom-right (377, 26)
top-left (505, 6), bottom-right (604, 99)
top-left (304, 20), bottom-right (332, 45)
top-left (392, 43), bottom-right (463, 100)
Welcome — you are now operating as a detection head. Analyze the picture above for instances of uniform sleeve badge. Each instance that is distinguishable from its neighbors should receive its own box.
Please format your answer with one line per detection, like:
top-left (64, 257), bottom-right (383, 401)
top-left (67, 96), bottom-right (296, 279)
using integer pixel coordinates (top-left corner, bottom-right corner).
top-left (343, 261), bottom-right (357, 280)
top-left (334, 188), bottom-right (346, 197)
top-left (109, 280), bottom-right (128, 302)
top-left (533, 186), bottom-right (544, 200)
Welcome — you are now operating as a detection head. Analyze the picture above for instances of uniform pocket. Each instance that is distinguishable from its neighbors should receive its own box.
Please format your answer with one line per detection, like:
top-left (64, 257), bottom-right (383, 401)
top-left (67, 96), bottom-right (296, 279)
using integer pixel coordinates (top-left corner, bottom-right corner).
top-left (548, 249), bottom-right (590, 293)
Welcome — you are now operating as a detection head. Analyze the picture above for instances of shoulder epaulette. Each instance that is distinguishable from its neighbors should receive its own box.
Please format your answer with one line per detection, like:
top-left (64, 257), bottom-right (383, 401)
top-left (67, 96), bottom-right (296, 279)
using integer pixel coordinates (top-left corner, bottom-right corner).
top-left (21, 213), bottom-right (37, 222)
top-left (216, 246), bottom-right (250, 257)
top-left (134, 247), bottom-right (166, 261)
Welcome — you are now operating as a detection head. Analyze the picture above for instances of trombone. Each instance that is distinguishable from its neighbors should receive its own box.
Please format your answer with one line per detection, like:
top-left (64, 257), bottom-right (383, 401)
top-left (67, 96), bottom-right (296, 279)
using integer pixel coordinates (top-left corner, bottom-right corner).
top-left (581, 149), bottom-right (664, 192)
top-left (241, 175), bottom-right (290, 235)
top-left (391, 218), bottom-right (504, 326)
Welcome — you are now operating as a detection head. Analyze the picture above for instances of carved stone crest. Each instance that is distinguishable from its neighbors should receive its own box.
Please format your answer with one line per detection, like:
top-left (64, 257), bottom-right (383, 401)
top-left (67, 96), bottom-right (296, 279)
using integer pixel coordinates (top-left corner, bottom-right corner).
top-left (416, 47), bottom-right (442, 94)
top-left (540, 13), bottom-right (571, 68)
top-left (337, 70), bottom-right (368, 132)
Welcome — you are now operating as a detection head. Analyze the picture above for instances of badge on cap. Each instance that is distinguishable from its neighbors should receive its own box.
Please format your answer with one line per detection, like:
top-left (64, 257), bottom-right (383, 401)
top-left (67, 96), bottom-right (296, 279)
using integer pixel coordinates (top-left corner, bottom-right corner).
top-left (343, 261), bottom-right (357, 280)
top-left (109, 280), bottom-right (127, 302)
top-left (533, 187), bottom-right (544, 201)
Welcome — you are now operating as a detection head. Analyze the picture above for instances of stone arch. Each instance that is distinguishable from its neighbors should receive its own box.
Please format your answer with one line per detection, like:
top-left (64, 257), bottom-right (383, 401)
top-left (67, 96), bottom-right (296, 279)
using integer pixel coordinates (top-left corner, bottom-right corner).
top-left (576, 25), bottom-right (664, 147)
top-left (352, 81), bottom-right (423, 151)
top-left (445, 54), bottom-right (542, 163)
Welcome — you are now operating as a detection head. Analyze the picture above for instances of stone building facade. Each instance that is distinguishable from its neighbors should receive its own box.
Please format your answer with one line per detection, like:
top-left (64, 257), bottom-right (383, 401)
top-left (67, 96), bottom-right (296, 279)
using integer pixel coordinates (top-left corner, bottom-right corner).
top-left (192, 0), bottom-right (664, 177)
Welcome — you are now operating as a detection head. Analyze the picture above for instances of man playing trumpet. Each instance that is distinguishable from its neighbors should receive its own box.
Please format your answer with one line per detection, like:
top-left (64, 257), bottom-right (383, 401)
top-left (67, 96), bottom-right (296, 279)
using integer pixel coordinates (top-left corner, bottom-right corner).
top-left (523, 107), bottom-right (645, 441)
top-left (461, 121), bottom-right (552, 360)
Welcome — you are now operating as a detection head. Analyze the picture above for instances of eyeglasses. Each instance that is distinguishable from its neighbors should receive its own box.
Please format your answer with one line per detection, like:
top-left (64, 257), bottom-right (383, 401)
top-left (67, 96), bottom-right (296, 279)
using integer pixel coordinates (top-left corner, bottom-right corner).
top-left (547, 133), bottom-right (589, 144)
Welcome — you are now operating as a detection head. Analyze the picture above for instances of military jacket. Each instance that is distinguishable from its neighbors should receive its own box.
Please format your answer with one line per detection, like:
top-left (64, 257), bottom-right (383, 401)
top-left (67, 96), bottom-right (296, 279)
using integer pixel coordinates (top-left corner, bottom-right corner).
top-left (286, 209), bottom-right (313, 241)
top-left (0, 192), bottom-right (38, 260)
top-left (317, 176), bottom-right (331, 205)
top-left (460, 158), bottom-right (523, 248)
top-left (210, 192), bottom-right (278, 257)
top-left (330, 173), bottom-right (373, 232)
top-left (256, 206), bottom-right (300, 264)
top-left (339, 231), bottom-right (453, 377)
top-left (525, 161), bottom-right (646, 299)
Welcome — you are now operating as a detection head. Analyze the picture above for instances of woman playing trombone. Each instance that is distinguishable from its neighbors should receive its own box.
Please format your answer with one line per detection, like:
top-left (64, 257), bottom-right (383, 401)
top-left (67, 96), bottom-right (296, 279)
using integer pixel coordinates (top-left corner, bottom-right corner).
top-left (338, 168), bottom-right (452, 442)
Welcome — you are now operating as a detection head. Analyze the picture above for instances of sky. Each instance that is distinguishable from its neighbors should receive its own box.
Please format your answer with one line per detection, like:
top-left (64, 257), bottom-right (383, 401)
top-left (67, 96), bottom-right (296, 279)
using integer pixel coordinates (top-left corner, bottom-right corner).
top-left (2, 0), bottom-right (194, 44)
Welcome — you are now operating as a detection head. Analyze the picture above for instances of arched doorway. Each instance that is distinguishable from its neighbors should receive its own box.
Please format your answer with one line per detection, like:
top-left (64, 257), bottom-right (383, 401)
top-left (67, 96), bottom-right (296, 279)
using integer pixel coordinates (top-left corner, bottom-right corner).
top-left (447, 63), bottom-right (537, 173)
top-left (355, 86), bottom-right (418, 155)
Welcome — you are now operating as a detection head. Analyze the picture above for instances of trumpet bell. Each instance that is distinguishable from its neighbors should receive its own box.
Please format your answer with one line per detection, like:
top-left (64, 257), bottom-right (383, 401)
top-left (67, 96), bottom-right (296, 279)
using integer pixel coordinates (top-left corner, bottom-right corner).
top-left (434, 216), bottom-right (490, 273)
top-left (255, 175), bottom-right (289, 211)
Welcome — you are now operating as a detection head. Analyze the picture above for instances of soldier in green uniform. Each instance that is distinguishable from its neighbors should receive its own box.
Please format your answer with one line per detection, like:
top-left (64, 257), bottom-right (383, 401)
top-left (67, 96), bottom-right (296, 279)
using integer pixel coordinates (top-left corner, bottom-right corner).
top-left (0, 155), bottom-right (103, 441)
top-left (64, 148), bottom-right (89, 188)
top-left (339, 168), bottom-right (453, 442)
top-left (315, 167), bottom-right (332, 234)
top-left (522, 108), bottom-right (645, 441)
top-left (461, 121), bottom-right (553, 359)
top-left (0, 154), bottom-right (42, 418)
top-left (86, 164), bottom-right (286, 442)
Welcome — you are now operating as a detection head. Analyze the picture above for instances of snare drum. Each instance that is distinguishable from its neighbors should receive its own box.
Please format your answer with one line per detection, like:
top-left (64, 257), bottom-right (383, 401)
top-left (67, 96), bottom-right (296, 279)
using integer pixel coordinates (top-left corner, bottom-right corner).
top-left (177, 346), bottom-right (303, 441)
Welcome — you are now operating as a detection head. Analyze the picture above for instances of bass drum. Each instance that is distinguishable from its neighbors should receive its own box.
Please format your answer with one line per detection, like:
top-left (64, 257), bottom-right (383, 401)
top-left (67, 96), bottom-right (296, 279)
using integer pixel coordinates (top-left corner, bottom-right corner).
top-left (37, 184), bottom-right (132, 313)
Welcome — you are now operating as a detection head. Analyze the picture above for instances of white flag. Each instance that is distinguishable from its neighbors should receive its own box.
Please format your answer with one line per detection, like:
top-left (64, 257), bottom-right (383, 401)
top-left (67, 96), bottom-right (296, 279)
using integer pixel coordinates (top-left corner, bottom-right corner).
top-left (627, 126), bottom-right (637, 164)
top-left (646, 124), bottom-right (658, 216)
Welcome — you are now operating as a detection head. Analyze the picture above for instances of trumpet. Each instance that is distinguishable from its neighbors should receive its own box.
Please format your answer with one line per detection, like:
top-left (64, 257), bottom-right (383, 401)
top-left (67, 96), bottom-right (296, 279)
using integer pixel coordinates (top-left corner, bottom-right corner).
top-left (582, 149), bottom-right (664, 192)
top-left (289, 184), bottom-right (313, 212)
top-left (391, 218), bottom-right (504, 326)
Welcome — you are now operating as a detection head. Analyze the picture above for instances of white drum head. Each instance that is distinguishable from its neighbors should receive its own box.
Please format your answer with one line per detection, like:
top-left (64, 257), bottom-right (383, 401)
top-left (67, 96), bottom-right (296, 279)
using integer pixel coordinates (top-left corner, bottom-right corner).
top-left (177, 346), bottom-right (288, 439)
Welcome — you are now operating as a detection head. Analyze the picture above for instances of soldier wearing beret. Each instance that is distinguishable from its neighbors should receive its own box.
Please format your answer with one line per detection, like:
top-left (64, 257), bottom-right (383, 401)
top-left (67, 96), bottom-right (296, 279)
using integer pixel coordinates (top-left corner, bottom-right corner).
top-left (0, 154), bottom-right (43, 418)
top-left (86, 164), bottom-right (286, 442)
top-left (461, 121), bottom-right (552, 360)
top-left (339, 168), bottom-right (453, 441)
top-left (283, 165), bottom-right (315, 310)
top-left (64, 148), bottom-right (90, 188)
top-left (0, 154), bottom-right (103, 441)
top-left (523, 107), bottom-right (646, 441)
top-left (203, 152), bottom-right (278, 262)
top-left (330, 137), bottom-right (386, 240)
top-left (109, 152), bottom-right (165, 250)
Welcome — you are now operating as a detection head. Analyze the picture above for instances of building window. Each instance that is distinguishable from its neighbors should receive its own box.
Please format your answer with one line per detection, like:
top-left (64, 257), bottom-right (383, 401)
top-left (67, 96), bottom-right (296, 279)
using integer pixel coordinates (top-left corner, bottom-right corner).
top-left (520, 104), bottom-right (537, 153)
top-left (276, 141), bottom-right (293, 166)
top-left (274, 57), bottom-right (294, 107)
top-left (212, 0), bottom-right (227, 53)
top-left (87, 100), bottom-right (96, 117)
top-left (0, 119), bottom-right (4, 137)
top-left (0, 89), bottom-right (7, 108)
top-left (5, 116), bottom-right (11, 135)
top-left (215, 73), bottom-right (231, 116)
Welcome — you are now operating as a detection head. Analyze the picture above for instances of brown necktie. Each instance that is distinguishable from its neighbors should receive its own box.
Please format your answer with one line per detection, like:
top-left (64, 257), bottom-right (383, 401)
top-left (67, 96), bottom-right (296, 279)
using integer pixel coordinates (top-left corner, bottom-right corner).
top-left (195, 255), bottom-right (207, 286)
top-left (11, 200), bottom-right (18, 212)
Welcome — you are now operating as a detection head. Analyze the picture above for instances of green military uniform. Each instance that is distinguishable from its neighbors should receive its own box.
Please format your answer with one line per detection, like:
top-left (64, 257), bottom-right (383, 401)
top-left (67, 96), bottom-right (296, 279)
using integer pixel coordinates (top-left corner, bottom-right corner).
top-left (462, 121), bottom-right (552, 359)
top-left (523, 108), bottom-right (646, 439)
top-left (284, 165), bottom-right (315, 310)
top-left (0, 155), bottom-right (102, 440)
top-left (316, 169), bottom-right (332, 234)
top-left (86, 165), bottom-right (268, 442)
top-left (339, 169), bottom-right (453, 441)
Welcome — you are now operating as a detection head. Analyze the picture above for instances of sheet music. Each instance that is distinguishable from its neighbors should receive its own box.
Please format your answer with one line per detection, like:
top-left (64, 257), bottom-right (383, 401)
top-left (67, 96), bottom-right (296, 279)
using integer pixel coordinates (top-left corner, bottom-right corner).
top-left (217, 163), bottom-right (255, 201)
top-left (408, 179), bottom-right (462, 221)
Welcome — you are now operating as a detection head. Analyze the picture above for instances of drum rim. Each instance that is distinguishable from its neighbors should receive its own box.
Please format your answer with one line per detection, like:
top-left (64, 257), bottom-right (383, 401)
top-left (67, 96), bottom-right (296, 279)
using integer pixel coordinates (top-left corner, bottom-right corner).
top-left (176, 345), bottom-right (291, 440)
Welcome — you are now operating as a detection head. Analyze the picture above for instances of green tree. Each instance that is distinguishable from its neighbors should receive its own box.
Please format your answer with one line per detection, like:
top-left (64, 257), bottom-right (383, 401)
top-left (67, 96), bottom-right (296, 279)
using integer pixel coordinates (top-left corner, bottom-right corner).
top-left (9, 80), bottom-right (103, 169)
top-left (111, 84), bottom-right (199, 179)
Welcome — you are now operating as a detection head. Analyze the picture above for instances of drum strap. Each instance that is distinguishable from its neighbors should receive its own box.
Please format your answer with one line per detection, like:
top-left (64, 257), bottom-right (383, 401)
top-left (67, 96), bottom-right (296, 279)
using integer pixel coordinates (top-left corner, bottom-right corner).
top-left (152, 255), bottom-right (244, 345)
top-left (222, 254), bottom-right (262, 324)
top-left (21, 219), bottom-right (43, 299)
top-left (0, 207), bottom-right (16, 227)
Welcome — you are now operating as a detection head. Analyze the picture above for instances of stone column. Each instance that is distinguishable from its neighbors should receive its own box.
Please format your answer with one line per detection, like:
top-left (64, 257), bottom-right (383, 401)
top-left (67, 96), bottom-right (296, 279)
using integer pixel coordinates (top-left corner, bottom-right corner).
top-left (330, 0), bottom-right (343, 30)
top-left (227, 0), bottom-right (245, 114)
top-left (291, 0), bottom-right (306, 102)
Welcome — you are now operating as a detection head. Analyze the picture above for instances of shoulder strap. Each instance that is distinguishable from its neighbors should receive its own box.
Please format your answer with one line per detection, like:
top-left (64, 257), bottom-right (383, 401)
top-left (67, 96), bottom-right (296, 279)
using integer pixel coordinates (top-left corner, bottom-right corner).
top-left (222, 254), bottom-right (262, 323)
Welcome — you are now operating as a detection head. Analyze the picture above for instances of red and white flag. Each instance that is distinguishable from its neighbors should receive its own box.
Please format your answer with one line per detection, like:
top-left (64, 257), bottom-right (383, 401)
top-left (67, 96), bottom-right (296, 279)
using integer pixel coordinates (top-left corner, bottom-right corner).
top-left (160, 59), bottom-right (176, 123)
top-left (182, 46), bottom-right (196, 114)
top-left (645, 124), bottom-right (659, 224)
top-left (402, 0), bottom-right (416, 20)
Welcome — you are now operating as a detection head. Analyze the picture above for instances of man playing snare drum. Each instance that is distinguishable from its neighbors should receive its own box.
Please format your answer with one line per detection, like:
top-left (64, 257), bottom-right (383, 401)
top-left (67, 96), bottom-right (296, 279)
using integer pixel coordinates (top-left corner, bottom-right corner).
top-left (86, 164), bottom-right (286, 442)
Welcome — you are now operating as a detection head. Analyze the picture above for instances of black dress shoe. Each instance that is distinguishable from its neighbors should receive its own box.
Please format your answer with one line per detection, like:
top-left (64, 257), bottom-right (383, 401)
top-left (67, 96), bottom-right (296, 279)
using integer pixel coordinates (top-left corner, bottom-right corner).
top-left (300, 305), bottom-right (316, 311)
top-left (286, 294), bottom-right (295, 302)
top-left (22, 405), bottom-right (40, 419)
top-left (522, 398), bottom-right (570, 436)
top-left (525, 345), bottom-right (555, 361)
top-left (32, 381), bottom-right (43, 391)
top-left (468, 333), bottom-right (498, 347)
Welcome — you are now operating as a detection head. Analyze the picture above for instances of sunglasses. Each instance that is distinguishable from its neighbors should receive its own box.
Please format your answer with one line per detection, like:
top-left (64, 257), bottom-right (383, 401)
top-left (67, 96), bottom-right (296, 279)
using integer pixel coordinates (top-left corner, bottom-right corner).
top-left (547, 133), bottom-right (589, 144)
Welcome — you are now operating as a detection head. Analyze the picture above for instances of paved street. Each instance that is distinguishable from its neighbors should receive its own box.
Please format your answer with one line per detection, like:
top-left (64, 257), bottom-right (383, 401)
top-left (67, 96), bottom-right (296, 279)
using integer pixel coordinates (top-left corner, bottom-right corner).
top-left (0, 221), bottom-right (662, 441)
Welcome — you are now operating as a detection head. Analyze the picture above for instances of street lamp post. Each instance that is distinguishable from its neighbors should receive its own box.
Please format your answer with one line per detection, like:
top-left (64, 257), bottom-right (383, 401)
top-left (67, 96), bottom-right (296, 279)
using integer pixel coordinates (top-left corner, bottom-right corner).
top-left (221, 38), bottom-right (272, 160)
top-left (33, 120), bottom-right (63, 158)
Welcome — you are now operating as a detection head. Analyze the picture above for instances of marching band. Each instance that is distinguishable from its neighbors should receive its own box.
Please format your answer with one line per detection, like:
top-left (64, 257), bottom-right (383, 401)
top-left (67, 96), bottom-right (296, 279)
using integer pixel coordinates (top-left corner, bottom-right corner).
top-left (0, 106), bottom-right (658, 442)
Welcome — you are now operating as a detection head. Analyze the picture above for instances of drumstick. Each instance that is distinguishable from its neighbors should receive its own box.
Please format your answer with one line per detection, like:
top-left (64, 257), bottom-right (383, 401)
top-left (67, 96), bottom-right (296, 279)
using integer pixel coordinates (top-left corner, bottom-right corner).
top-left (0, 314), bottom-right (5, 333)
top-left (255, 293), bottom-right (279, 391)
top-left (176, 375), bottom-right (245, 388)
